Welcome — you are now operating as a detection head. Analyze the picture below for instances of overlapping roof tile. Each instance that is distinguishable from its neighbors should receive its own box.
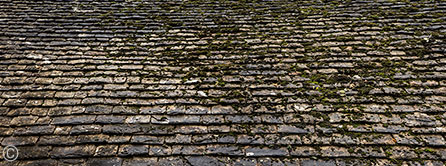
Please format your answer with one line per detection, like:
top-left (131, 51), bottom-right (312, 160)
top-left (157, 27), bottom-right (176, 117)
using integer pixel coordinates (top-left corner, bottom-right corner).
top-left (1, 0), bottom-right (446, 165)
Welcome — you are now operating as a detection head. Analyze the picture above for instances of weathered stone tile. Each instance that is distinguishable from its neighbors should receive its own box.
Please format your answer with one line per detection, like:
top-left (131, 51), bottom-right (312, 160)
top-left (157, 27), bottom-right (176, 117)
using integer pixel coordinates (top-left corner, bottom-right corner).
top-left (21, 91), bottom-right (55, 99)
top-left (122, 157), bottom-right (157, 166)
top-left (320, 146), bottom-right (350, 157)
top-left (276, 134), bottom-right (302, 145)
top-left (38, 135), bottom-right (76, 145)
top-left (10, 116), bottom-right (38, 126)
top-left (237, 134), bottom-right (264, 144)
top-left (14, 125), bottom-right (55, 135)
top-left (301, 159), bottom-right (336, 166)
top-left (174, 125), bottom-right (208, 134)
top-left (359, 134), bottom-right (396, 145)
top-left (185, 105), bottom-right (210, 114)
top-left (16, 146), bottom-right (51, 159)
top-left (84, 105), bottom-right (113, 114)
top-left (58, 99), bottom-right (81, 105)
top-left (89, 77), bottom-right (113, 84)
top-left (158, 157), bottom-right (187, 166)
top-left (118, 145), bottom-right (148, 156)
top-left (102, 124), bottom-right (141, 134)
top-left (107, 136), bottom-right (132, 144)
top-left (3, 99), bottom-right (27, 106)
top-left (245, 147), bottom-right (289, 157)
top-left (149, 145), bottom-right (172, 156)
top-left (165, 134), bottom-right (191, 144)
top-left (70, 125), bottom-right (101, 134)
top-left (233, 158), bottom-right (257, 166)
top-left (278, 125), bottom-right (310, 134)
top-left (226, 115), bottom-right (261, 123)
top-left (95, 115), bottom-right (126, 124)
top-left (200, 115), bottom-right (225, 124)
top-left (50, 145), bottom-right (96, 158)
top-left (48, 107), bottom-right (72, 116)
top-left (152, 115), bottom-right (200, 124)
top-left (131, 135), bottom-right (164, 144)
top-left (104, 84), bottom-right (128, 90)
top-left (19, 159), bottom-right (57, 166)
top-left (172, 145), bottom-right (205, 155)
top-left (420, 135), bottom-right (446, 146)
top-left (290, 146), bottom-right (320, 157)
top-left (112, 106), bottom-right (139, 114)
top-left (211, 105), bottom-right (236, 114)
top-left (206, 145), bottom-right (243, 156)
top-left (140, 106), bottom-right (165, 114)
top-left (1, 136), bottom-right (38, 146)
top-left (53, 77), bottom-right (74, 85)
top-left (81, 98), bottom-right (104, 104)
top-left (387, 146), bottom-right (419, 159)
top-left (51, 115), bottom-right (96, 125)
top-left (54, 91), bottom-right (75, 98)
top-left (186, 156), bottom-right (225, 166)
top-left (87, 158), bottom-right (123, 166)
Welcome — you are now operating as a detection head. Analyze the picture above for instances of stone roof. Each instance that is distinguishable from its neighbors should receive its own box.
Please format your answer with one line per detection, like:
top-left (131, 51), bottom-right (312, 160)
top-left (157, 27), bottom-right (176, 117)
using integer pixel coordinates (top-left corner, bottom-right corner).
top-left (1, 0), bottom-right (446, 165)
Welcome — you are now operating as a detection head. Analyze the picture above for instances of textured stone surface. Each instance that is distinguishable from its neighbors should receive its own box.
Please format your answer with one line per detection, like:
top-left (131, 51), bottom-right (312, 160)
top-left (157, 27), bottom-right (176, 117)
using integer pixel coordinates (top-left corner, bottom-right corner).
top-left (0, 0), bottom-right (446, 165)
